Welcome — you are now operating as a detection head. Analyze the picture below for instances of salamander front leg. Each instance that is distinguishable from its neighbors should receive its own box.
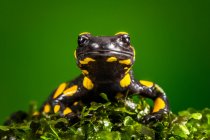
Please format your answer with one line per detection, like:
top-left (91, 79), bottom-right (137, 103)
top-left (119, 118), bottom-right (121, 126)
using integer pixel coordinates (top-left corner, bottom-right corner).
top-left (40, 82), bottom-right (88, 123)
top-left (141, 89), bottom-right (169, 124)
top-left (130, 80), bottom-right (169, 123)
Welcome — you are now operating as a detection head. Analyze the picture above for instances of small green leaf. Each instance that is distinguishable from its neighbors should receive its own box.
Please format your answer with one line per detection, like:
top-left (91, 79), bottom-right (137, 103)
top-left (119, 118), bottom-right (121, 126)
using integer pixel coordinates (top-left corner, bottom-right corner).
top-left (190, 113), bottom-right (202, 120)
top-left (0, 125), bottom-right (10, 131)
top-left (173, 124), bottom-right (190, 139)
top-left (168, 137), bottom-right (176, 140)
top-left (100, 93), bottom-right (109, 101)
top-left (123, 116), bottom-right (135, 126)
top-left (49, 125), bottom-right (60, 140)
top-left (89, 102), bottom-right (103, 111)
top-left (114, 107), bottom-right (136, 115)
top-left (179, 124), bottom-right (190, 135)
top-left (102, 119), bottom-right (113, 131)
top-left (178, 110), bottom-right (190, 117)
top-left (206, 114), bottom-right (210, 125)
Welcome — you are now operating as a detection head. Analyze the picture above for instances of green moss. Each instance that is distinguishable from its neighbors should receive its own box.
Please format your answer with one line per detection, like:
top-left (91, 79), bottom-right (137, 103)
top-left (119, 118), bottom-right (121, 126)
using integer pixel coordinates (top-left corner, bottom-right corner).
top-left (1, 95), bottom-right (210, 140)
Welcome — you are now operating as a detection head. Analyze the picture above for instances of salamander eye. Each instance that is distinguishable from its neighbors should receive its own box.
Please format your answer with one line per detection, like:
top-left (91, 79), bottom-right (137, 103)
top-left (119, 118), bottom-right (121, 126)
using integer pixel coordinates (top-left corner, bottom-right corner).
top-left (121, 34), bottom-right (130, 44)
top-left (116, 33), bottom-right (130, 45)
top-left (78, 32), bottom-right (91, 46)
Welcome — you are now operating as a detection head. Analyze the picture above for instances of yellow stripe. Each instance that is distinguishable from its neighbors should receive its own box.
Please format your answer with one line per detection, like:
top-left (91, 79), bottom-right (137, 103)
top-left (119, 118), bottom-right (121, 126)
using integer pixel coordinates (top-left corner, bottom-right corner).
top-left (120, 74), bottom-right (131, 88)
top-left (74, 50), bottom-right (77, 59)
top-left (54, 105), bottom-right (60, 113)
top-left (32, 111), bottom-right (40, 116)
top-left (153, 98), bottom-right (166, 113)
top-left (140, 80), bottom-right (154, 88)
top-left (155, 84), bottom-right (165, 93)
top-left (44, 103), bottom-right (51, 113)
top-left (73, 102), bottom-right (78, 106)
top-left (106, 57), bottom-right (117, 62)
top-left (115, 32), bottom-right (128, 35)
top-left (119, 59), bottom-right (131, 65)
top-left (53, 83), bottom-right (67, 99)
top-left (63, 85), bottom-right (78, 96)
top-left (82, 70), bottom-right (89, 75)
top-left (79, 57), bottom-right (95, 64)
top-left (63, 107), bottom-right (72, 115)
top-left (79, 32), bottom-right (90, 35)
top-left (83, 77), bottom-right (94, 90)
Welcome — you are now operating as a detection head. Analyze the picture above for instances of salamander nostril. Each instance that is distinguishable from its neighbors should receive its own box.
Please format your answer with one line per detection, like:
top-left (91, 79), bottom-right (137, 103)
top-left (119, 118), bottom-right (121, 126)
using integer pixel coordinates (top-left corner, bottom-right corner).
top-left (91, 43), bottom-right (99, 49)
top-left (108, 43), bottom-right (115, 50)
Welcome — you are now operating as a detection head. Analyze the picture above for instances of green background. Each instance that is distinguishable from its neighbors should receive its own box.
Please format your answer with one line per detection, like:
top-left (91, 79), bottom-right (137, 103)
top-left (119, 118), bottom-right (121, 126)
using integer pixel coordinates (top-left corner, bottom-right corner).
top-left (0, 0), bottom-right (210, 124)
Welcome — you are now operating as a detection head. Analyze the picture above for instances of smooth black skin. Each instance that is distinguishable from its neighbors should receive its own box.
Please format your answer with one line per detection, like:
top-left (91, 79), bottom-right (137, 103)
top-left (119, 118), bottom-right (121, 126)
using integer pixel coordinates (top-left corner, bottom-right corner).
top-left (40, 33), bottom-right (169, 124)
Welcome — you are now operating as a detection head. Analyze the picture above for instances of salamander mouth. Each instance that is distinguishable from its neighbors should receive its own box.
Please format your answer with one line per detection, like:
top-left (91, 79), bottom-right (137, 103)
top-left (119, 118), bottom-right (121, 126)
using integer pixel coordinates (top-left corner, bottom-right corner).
top-left (77, 50), bottom-right (133, 58)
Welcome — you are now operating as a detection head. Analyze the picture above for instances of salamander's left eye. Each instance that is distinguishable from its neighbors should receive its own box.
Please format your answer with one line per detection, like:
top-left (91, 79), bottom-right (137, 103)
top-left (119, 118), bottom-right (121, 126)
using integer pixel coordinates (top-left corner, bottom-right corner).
top-left (78, 33), bottom-right (91, 46)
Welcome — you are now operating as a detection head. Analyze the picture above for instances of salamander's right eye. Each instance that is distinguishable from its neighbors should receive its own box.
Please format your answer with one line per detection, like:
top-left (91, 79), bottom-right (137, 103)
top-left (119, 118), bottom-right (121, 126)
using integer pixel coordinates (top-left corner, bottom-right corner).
top-left (120, 34), bottom-right (130, 45)
top-left (78, 32), bottom-right (91, 46)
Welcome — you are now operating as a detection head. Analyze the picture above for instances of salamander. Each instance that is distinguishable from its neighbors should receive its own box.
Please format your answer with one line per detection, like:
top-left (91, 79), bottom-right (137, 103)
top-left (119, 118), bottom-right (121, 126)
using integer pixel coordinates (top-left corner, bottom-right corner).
top-left (40, 32), bottom-right (169, 123)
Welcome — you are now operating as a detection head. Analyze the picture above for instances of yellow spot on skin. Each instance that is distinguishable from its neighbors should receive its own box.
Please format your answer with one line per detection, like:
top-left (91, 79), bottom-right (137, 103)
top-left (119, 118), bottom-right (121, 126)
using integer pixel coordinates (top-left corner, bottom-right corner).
top-left (119, 59), bottom-right (131, 65)
top-left (63, 85), bottom-right (78, 96)
top-left (115, 92), bottom-right (124, 99)
top-left (74, 50), bottom-right (77, 59)
top-left (63, 107), bottom-right (72, 115)
top-left (106, 57), bottom-right (117, 62)
top-left (79, 32), bottom-right (90, 35)
top-left (33, 111), bottom-right (40, 116)
top-left (120, 74), bottom-right (131, 88)
top-left (115, 32), bottom-right (128, 35)
top-left (83, 77), bottom-right (94, 90)
top-left (140, 80), bottom-right (154, 88)
top-left (82, 70), bottom-right (89, 75)
top-left (73, 102), bottom-right (78, 106)
top-left (79, 57), bottom-right (95, 64)
top-left (44, 104), bottom-right (51, 113)
top-left (153, 98), bottom-right (166, 113)
top-left (53, 83), bottom-right (67, 99)
top-left (124, 67), bottom-right (128, 69)
top-left (54, 105), bottom-right (60, 113)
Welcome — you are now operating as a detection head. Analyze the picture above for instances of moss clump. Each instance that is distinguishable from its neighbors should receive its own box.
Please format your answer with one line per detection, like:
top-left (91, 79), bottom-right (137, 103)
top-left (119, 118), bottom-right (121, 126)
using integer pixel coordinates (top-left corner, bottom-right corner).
top-left (1, 94), bottom-right (210, 140)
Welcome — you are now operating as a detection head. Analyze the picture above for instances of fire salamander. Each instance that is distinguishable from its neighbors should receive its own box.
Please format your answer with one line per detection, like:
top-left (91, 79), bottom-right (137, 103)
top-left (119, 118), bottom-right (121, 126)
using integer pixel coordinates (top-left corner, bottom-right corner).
top-left (40, 32), bottom-right (169, 123)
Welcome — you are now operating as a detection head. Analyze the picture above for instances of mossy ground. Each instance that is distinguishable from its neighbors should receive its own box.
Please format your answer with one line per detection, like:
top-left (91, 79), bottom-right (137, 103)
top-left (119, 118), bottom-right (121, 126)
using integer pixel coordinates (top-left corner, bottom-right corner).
top-left (1, 94), bottom-right (210, 140)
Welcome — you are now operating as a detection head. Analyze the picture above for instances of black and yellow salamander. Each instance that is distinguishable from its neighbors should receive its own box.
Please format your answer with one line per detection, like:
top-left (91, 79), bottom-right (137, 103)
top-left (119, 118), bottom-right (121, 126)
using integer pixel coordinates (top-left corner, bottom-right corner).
top-left (40, 32), bottom-right (169, 123)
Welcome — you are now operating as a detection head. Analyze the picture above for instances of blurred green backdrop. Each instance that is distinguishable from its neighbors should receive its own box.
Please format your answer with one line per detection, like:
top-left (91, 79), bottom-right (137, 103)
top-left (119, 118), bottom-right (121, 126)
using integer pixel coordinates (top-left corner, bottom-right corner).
top-left (0, 0), bottom-right (210, 123)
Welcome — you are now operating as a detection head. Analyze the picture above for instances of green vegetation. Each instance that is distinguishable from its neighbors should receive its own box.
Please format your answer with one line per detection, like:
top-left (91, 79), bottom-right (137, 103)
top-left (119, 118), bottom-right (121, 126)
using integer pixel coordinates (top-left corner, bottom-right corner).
top-left (1, 94), bottom-right (210, 140)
